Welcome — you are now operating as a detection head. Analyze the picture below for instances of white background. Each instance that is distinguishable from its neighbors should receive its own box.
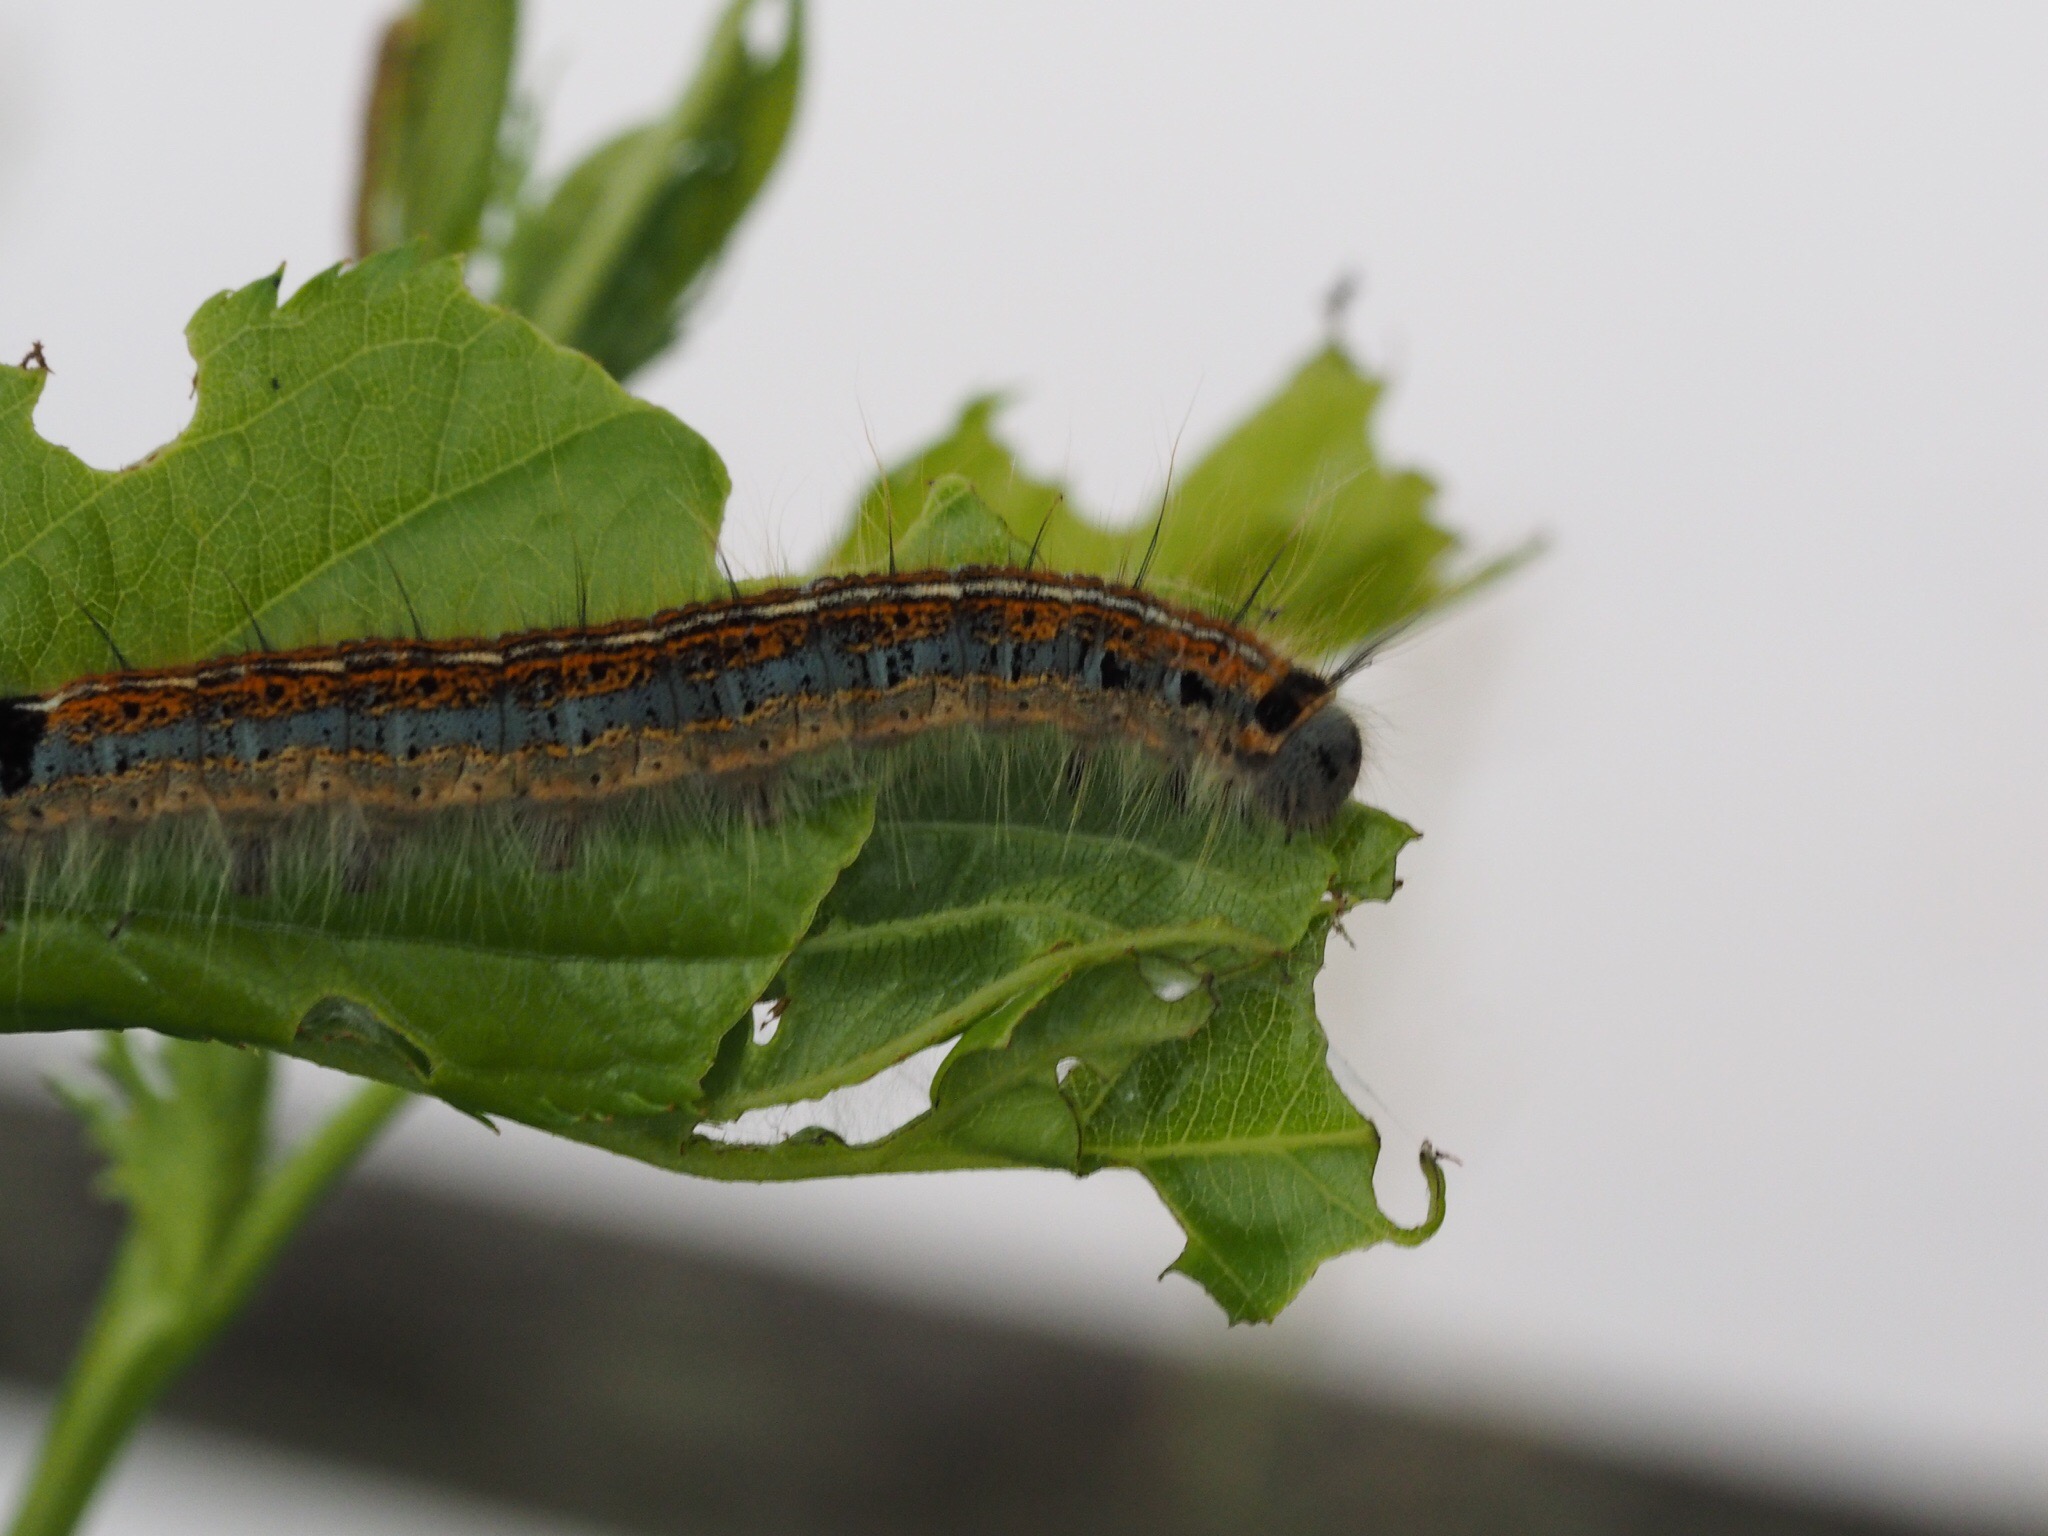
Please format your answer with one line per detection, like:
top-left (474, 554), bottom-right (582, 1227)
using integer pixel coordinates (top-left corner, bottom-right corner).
top-left (0, 2), bottom-right (2044, 1529)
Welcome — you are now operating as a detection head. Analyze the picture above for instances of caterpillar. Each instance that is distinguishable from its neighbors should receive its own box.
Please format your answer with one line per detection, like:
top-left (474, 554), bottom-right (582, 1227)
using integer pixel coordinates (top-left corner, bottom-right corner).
top-left (0, 567), bottom-right (1363, 851)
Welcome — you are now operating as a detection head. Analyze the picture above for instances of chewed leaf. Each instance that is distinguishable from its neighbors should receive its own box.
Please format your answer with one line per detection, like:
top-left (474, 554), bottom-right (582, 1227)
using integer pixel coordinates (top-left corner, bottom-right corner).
top-left (0, 246), bottom-right (727, 691)
top-left (2, 788), bottom-right (875, 1122)
top-left (828, 347), bottom-right (1500, 658)
top-left (1326, 803), bottom-right (1420, 906)
top-left (576, 957), bottom-right (1212, 1179)
top-left (1078, 921), bottom-right (1446, 1322)
top-left (698, 735), bottom-right (1340, 1117)
top-left (1156, 347), bottom-right (1451, 656)
top-left (860, 960), bottom-right (1212, 1173)
top-left (0, 250), bottom-right (1471, 1322)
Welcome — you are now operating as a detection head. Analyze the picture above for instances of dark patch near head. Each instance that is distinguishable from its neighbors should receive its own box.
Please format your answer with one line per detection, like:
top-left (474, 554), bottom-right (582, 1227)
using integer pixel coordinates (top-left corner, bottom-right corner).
top-left (1252, 668), bottom-right (1331, 735)
top-left (0, 700), bottom-right (46, 796)
top-left (1253, 700), bottom-right (1363, 831)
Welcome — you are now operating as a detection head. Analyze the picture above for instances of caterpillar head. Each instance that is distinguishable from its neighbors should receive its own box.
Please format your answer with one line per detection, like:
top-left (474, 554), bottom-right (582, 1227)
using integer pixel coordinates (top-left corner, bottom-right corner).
top-left (1250, 672), bottom-right (1363, 831)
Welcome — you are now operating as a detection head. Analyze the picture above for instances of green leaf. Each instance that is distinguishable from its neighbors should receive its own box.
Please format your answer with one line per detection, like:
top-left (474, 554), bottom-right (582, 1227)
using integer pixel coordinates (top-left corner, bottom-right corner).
top-left (697, 735), bottom-right (1341, 1118)
top-left (16, 1040), bottom-right (407, 1536)
top-left (1079, 921), bottom-right (1447, 1323)
top-left (355, 0), bottom-right (520, 257)
top-left (578, 957), bottom-right (1211, 1180)
top-left (0, 245), bottom-right (727, 691)
top-left (830, 347), bottom-right (1475, 656)
top-left (0, 250), bottom-right (872, 1126)
top-left (892, 474), bottom-right (1030, 569)
top-left (496, 0), bottom-right (804, 380)
top-left (1155, 346), bottom-right (1453, 656)
top-left (832, 396), bottom-right (1085, 574)
top-left (2, 788), bottom-right (875, 1123)
top-left (0, 251), bottom-right (1462, 1322)
top-left (58, 1036), bottom-right (270, 1298)
top-left (1328, 802), bottom-right (1420, 906)
top-left (908, 960), bottom-right (1213, 1169)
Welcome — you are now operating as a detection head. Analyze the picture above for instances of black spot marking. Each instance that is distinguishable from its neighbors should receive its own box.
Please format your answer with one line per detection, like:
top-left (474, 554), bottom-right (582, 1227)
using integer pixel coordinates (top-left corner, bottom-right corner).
top-left (0, 700), bottom-right (46, 795)
top-left (1177, 670), bottom-right (1215, 709)
top-left (1253, 669), bottom-right (1330, 735)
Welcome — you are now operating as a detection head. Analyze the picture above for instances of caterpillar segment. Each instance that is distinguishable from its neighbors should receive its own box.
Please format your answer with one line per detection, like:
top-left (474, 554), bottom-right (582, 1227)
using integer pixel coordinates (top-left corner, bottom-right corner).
top-left (0, 568), bottom-right (1363, 837)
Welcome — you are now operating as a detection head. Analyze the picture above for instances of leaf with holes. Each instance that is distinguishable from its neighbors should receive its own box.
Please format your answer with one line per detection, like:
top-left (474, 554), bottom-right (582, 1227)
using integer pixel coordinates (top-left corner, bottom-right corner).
top-left (0, 249), bottom-right (869, 1124)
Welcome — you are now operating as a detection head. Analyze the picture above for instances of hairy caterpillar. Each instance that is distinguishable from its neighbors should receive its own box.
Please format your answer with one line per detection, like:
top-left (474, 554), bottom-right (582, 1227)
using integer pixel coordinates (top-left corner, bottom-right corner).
top-left (0, 568), bottom-right (1363, 867)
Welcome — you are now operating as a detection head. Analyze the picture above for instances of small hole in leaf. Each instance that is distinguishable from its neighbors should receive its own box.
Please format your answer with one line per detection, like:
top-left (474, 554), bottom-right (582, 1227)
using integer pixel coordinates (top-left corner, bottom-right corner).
top-left (1055, 1056), bottom-right (1081, 1083)
top-left (750, 1000), bottom-right (780, 1045)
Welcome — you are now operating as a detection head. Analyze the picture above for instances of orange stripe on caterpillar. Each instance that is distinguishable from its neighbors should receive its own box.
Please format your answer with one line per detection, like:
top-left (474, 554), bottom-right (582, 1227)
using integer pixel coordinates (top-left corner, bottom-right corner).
top-left (0, 568), bottom-right (1361, 832)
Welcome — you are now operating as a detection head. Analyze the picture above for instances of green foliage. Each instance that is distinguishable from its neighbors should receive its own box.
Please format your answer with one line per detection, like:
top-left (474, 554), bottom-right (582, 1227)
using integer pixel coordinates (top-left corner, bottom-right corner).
top-left (832, 349), bottom-right (1475, 658)
top-left (495, 0), bottom-right (805, 380)
top-left (59, 1038), bottom-right (272, 1298)
top-left (697, 725), bottom-right (1342, 1117)
top-left (9, 1040), bottom-right (404, 1536)
top-left (0, 251), bottom-right (1462, 1322)
top-left (354, 0), bottom-right (518, 257)
top-left (0, 790), bottom-right (875, 1125)
top-left (0, 245), bottom-right (725, 692)
top-left (1079, 921), bottom-right (1444, 1324)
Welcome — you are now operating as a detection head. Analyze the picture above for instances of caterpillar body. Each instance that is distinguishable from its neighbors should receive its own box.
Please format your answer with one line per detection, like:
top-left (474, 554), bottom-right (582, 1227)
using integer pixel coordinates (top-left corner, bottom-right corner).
top-left (0, 567), bottom-right (1363, 847)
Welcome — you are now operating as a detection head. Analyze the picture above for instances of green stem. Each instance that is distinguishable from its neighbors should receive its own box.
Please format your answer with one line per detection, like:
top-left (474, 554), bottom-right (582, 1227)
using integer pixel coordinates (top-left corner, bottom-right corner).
top-left (210, 1083), bottom-right (410, 1309)
top-left (6, 1082), bottom-right (409, 1536)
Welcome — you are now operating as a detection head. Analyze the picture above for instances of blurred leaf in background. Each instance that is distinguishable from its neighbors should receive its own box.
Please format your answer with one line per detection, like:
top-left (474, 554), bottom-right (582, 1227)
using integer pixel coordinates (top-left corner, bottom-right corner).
top-left (832, 348), bottom-right (1533, 660)
top-left (495, 0), bottom-right (804, 380)
top-left (354, 0), bottom-right (518, 257)
top-left (9, 1039), bottom-right (405, 1536)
